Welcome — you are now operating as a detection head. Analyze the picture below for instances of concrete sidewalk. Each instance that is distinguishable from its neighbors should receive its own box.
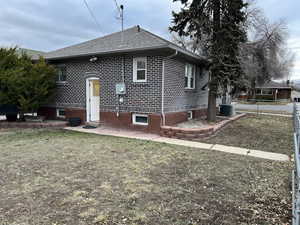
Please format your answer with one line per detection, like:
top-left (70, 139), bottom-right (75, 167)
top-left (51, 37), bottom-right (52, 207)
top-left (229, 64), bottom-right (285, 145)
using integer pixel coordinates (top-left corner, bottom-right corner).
top-left (65, 126), bottom-right (290, 162)
top-left (236, 111), bottom-right (292, 117)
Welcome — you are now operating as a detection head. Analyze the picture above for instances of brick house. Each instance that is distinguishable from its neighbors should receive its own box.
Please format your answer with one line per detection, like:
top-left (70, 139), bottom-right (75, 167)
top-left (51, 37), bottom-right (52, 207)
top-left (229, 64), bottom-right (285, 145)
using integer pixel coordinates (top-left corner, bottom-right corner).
top-left (254, 81), bottom-right (291, 101)
top-left (37, 26), bottom-right (209, 132)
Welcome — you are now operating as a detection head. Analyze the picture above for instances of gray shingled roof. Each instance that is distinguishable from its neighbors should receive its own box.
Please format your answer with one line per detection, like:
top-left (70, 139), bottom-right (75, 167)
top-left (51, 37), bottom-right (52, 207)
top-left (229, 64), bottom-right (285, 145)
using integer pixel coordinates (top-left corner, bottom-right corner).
top-left (40, 26), bottom-right (205, 61)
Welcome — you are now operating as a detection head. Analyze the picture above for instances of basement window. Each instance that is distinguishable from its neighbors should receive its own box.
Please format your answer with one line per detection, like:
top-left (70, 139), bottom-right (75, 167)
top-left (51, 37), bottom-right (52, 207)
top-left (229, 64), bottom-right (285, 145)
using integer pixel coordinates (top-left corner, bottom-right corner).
top-left (56, 108), bottom-right (66, 118)
top-left (132, 113), bottom-right (148, 125)
top-left (187, 111), bottom-right (193, 120)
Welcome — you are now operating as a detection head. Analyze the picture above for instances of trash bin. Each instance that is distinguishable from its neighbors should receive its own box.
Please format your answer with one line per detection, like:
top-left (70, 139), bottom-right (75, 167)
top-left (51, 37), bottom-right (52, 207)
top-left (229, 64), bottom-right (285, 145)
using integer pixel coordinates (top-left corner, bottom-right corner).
top-left (0, 104), bottom-right (19, 122)
top-left (219, 104), bottom-right (235, 117)
top-left (68, 117), bottom-right (81, 127)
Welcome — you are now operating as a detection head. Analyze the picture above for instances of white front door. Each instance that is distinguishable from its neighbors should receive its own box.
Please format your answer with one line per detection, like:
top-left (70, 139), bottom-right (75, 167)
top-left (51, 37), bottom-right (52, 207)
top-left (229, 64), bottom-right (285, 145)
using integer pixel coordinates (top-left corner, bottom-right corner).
top-left (86, 78), bottom-right (100, 122)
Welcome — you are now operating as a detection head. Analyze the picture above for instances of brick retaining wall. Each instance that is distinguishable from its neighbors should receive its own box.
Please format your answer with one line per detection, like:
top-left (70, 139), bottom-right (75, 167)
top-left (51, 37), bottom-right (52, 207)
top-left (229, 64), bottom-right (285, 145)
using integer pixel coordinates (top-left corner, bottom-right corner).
top-left (160, 113), bottom-right (246, 140)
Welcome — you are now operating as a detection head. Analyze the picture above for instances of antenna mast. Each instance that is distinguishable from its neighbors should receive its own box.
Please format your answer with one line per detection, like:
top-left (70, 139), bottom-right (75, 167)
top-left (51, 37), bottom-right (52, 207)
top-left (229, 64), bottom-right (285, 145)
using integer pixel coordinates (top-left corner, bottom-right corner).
top-left (113, 0), bottom-right (124, 31)
top-left (120, 5), bottom-right (124, 31)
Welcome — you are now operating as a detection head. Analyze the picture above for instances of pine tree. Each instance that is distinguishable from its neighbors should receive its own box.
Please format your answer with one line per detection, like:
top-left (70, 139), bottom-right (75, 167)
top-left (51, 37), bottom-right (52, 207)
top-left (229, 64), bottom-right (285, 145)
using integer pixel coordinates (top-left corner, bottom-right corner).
top-left (0, 48), bottom-right (56, 117)
top-left (170, 0), bottom-right (247, 121)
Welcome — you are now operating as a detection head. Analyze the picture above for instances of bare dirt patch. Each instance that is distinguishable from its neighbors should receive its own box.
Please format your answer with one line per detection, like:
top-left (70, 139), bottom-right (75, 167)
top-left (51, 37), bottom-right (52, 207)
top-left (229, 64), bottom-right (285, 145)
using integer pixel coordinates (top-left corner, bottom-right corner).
top-left (0, 129), bottom-right (292, 225)
top-left (202, 115), bottom-right (293, 156)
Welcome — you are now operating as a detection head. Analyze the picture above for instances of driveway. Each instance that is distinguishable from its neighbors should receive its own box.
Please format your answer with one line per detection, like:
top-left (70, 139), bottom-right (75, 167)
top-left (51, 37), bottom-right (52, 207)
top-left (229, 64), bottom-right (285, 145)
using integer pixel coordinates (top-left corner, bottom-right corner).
top-left (234, 102), bottom-right (294, 113)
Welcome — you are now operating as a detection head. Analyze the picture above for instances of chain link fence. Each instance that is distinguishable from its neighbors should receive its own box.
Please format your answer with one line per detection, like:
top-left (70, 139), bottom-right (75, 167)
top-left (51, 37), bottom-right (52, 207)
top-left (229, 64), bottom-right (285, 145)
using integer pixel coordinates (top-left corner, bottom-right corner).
top-left (293, 103), bottom-right (300, 225)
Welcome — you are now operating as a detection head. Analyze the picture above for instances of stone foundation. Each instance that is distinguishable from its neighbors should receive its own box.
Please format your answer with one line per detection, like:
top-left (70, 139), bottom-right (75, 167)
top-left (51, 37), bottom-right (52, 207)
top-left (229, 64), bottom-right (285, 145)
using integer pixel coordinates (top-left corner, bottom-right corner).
top-left (164, 108), bottom-right (207, 126)
top-left (38, 107), bottom-right (210, 134)
top-left (100, 112), bottom-right (162, 133)
top-left (38, 107), bottom-right (86, 124)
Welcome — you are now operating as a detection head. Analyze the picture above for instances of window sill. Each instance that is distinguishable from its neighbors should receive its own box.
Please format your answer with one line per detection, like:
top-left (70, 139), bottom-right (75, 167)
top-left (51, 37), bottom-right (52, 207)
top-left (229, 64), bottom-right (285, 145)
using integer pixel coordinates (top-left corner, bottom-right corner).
top-left (132, 83), bottom-right (150, 87)
top-left (133, 80), bottom-right (147, 83)
top-left (184, 88), bottom-right (196, 92)
top-left (132, 123), bottom-right (148, 126)
top-left (56, 82), bottom-right (68, 86)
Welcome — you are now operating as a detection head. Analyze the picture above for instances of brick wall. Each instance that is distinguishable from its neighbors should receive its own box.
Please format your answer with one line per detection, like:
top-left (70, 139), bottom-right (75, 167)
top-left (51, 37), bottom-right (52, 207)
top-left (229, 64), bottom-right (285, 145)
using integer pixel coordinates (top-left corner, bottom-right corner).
top-left (163, 57), bottom-right (209, 113)
top-left (100, 111), bottom-right (162, 133)
top-left (41, 53), bottom-right (209, 131)
top-left (48, 55), bottom-right (162, 113)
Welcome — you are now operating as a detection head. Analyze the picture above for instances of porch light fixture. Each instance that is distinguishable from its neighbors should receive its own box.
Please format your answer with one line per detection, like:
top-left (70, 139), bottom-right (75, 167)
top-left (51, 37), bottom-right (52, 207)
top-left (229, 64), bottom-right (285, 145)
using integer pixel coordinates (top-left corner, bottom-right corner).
top-left (89, 57), bottom-right (98, 62)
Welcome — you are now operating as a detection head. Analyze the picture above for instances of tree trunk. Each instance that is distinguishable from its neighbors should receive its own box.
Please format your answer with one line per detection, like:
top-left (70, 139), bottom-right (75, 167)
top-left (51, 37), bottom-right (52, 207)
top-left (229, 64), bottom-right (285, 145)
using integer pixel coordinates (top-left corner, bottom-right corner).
top-left (251, 77), bottom-right (256, 100)
top-left (207, 84), bottom-right (217, 121)
top-left (207, 0), bottom-right (221, 122)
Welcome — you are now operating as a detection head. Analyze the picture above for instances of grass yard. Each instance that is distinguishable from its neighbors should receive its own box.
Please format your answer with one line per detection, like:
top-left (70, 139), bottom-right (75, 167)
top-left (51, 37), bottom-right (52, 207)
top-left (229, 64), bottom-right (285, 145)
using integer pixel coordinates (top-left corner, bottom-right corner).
top-left (236, 109), bottom-right (292, 115)
top-left (0, 129), bottom-right (292, 225)
top-left (203, 115), bottom-right (293, 156)
top-left (237, 101), bottom-right (289, 105)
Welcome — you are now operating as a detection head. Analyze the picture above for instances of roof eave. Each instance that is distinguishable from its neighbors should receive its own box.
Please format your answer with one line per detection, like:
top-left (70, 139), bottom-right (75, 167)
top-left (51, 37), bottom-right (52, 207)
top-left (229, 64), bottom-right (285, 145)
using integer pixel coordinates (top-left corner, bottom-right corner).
top-left (43, 45), bottom-right (169, 61)
top-left (167, 44), bottom-right (206, 62)
top-left (42, 45), bottom-right (208, 62)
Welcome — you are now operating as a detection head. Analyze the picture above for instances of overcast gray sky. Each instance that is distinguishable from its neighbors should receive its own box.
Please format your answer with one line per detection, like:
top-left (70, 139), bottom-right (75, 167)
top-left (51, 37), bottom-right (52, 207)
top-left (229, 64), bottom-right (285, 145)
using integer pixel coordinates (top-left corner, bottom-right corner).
top-left (1, 0), bottom-right (299, 79)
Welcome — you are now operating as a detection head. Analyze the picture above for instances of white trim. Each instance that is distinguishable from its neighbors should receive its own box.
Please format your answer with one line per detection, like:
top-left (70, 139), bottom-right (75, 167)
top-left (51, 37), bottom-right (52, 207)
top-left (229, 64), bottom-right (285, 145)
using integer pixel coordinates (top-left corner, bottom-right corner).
top-left (56, 66), bottom-right (67, 82)
top-left (56, 81), bottom-right (68, 85)
top-left (86, 77), bottom-right (100, 122)
top-left (56, 108), bottom-right (66, 118)
top-left (132, 113), bottom-right (148, 126)
top-left (187, 111), bottom-right (193, 120)
top-left (161, 59), bottom-right (165, 126)
top-left (256, 88), bottom-right (273, 95)
top-left (133, 57), bottom-right (147, 82)
top-left (185, 63), bottom-right (196, 89)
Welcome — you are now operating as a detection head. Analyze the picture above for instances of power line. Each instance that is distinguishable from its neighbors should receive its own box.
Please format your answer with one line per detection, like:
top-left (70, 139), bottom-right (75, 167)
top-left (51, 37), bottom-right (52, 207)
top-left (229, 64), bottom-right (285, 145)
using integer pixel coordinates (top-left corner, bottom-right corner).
top-left (83, 0), bottom-right (101, 33)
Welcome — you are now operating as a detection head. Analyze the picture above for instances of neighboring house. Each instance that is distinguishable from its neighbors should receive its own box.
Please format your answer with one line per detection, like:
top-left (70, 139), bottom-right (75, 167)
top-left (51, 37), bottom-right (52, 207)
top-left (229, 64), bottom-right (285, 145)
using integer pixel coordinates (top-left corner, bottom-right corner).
top-left (254, 81), bottom-right (291, 101)
top-left (37, 26), bottom-right (209, 132)
top-left (16, 48), bottom-right (44, 58)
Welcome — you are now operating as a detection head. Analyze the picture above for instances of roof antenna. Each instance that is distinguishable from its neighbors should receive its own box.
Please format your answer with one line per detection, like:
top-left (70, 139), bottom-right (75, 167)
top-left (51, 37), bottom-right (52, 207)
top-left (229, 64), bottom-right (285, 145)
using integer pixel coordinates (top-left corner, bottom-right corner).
top-left (114, 0), bottom-right (124, 32)
top-left (120, 5), bottom-right (124, 32)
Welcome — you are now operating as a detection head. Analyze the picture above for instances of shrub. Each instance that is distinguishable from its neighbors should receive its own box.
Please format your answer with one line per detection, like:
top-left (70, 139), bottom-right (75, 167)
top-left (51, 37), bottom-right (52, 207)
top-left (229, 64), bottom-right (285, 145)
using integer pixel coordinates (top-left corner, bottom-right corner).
top-left (0, 47), bottom-right (56, 115)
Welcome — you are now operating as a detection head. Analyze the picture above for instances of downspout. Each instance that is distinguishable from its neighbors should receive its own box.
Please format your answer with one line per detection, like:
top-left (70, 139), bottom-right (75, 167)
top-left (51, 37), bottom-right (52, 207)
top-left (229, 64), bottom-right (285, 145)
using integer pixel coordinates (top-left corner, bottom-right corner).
top-left (162, 50), bottom-right (178, 126)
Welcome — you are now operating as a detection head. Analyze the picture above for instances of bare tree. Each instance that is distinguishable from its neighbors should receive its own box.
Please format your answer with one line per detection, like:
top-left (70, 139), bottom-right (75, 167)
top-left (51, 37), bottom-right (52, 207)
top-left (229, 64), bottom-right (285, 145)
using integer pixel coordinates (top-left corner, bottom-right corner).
top-left (171, 32), bottom-right (209, 57)
top-left (240, 3), bottom-right (295, 97)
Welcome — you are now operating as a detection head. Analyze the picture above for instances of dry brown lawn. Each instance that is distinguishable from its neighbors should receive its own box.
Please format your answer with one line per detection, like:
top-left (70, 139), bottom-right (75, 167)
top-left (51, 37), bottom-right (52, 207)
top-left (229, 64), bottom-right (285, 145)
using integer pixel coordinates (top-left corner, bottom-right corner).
top-left (203, 115), bottom-right (293, 156)
top-left (0, 129), bottom-right (292, 225)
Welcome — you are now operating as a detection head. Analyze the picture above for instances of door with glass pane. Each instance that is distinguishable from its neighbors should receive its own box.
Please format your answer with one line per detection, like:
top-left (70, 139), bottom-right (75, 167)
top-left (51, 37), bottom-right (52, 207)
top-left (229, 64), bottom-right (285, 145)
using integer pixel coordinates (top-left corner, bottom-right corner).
top-left (87, 78), bottom-right (100, 122)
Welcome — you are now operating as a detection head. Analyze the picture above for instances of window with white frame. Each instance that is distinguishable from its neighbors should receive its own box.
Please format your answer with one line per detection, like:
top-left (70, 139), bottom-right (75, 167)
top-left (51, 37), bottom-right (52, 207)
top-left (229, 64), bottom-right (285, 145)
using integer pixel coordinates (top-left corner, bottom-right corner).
top-left (56, 108), bottom-right (66, 118)
top-left (132, 113), bottom-right (148, 125)
top-left (133, 57), bottom-right (147, 82)
top-left (185, 63), bottom-right (196, 89)
top-left (187, 111), bottom-right (193, 120)
top-left (56, 66), bottom-right (67, 82)
top-left (256, 89), bottom-right (262, 95)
